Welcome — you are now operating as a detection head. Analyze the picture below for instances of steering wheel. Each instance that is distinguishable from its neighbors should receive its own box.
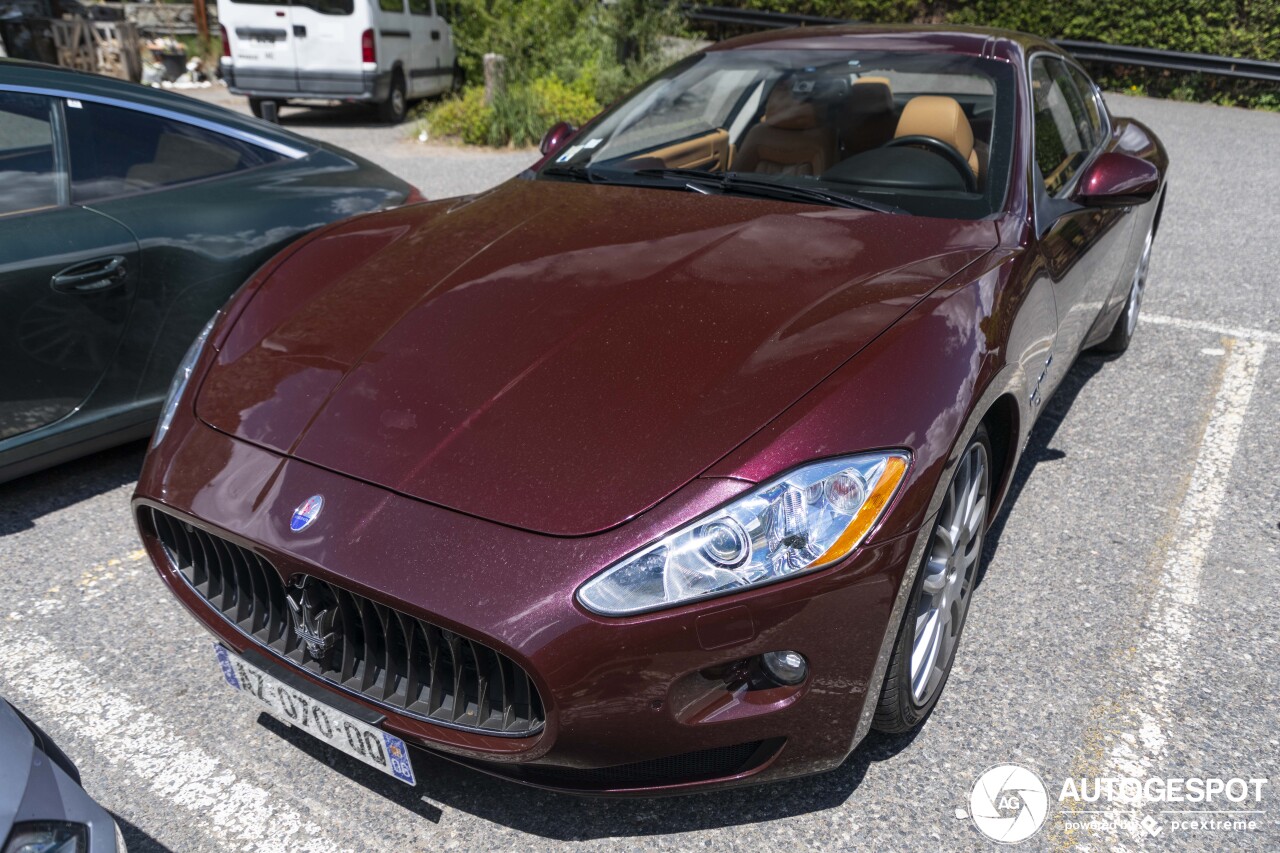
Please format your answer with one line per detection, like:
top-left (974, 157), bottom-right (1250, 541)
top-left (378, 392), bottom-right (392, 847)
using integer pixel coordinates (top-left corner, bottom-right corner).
top-left (884, 135), bottom-right (977, 192)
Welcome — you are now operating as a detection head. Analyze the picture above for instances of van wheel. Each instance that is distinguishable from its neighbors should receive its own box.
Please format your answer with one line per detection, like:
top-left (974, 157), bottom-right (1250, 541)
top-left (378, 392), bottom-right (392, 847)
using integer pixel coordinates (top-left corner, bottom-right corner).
top-left (379, 72), bottom-right (407, 124)
top-left (248, 98), bottom-right (281, 122)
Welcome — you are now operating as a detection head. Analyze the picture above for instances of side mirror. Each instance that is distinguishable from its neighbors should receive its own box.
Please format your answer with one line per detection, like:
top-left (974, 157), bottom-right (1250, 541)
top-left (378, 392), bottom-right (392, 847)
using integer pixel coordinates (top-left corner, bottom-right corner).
top-left (539, 121), bottom-right (577, 157)
top-left (1076, 152), bottom-right (1160, 207)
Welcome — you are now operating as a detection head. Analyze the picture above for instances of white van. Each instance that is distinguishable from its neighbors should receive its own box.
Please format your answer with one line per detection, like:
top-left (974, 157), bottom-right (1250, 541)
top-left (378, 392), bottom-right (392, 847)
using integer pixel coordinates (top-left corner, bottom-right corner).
top-left (217, 0), bottom-right (459, 123)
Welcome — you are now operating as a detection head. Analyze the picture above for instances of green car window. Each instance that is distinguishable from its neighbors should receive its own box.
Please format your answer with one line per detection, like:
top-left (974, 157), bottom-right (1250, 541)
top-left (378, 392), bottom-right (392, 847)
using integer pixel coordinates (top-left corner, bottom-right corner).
top-left (0, 91), bottom-right (59, 217)
top-left (64, 100), bottom-right (287, 203)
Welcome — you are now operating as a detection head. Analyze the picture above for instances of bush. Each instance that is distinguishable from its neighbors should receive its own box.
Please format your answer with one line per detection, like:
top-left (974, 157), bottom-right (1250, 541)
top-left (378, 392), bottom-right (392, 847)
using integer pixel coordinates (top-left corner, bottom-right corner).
top-left (418, 0), bottom-right (692, 146)
top-left (420, 76), bottom-right (602, 147)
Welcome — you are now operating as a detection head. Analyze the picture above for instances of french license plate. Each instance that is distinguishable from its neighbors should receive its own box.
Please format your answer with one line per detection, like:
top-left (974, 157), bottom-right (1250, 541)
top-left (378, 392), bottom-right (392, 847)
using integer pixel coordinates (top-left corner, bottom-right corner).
top-left (213, 645), bottom-right (416, 785)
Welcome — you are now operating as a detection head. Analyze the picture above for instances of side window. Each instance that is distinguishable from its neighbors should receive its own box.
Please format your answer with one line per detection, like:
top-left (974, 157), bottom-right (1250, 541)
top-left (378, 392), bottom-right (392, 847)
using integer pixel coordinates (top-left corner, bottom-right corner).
top-left (1031, 58), bottom-right (1088, 196)
top-left (380, 0), bottom-right (405, 11)
top-left (0, 92), bottom-right (59, 217)
top-left (409, 0), bottom-right (430, 14)
top-left (64, 101), bottom-right (285, 203)
top-left (1065, 64), bottom-right (1104, 145)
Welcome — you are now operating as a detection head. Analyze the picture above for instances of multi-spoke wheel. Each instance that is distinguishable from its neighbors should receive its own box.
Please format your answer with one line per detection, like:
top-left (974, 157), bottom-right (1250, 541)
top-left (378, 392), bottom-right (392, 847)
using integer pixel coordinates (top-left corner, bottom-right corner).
top-left (1095, 220), bottom-right (1155, 354)
top-left (874, 425), bottom-right (991, 733)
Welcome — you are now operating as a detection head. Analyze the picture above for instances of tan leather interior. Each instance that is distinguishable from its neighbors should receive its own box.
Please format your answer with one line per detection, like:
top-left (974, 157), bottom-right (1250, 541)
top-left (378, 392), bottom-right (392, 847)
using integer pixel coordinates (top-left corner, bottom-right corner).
top-left (126, 132), bottom-right (241, 186)
top-left (838, 78), bottom-right (897, 156)
top-left (735, 83), bottom-right (836, 177)
top-left (894, 95), bottom-right (980, 177)
top-left (625, 128), bottom-right (731, 172)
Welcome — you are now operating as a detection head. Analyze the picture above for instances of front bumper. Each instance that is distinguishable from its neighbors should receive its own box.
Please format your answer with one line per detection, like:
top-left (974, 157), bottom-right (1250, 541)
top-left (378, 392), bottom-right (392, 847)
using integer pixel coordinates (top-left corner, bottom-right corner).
top-left (135, 418), bottom-right (917, 794)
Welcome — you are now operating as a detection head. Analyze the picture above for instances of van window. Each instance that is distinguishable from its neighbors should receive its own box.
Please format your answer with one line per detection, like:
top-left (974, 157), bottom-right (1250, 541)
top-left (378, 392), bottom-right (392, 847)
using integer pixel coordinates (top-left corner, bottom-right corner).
top-left (409, 0), bottom-right (430, 14)
top-left (65, 101), bottom-right (286, 202)
top-left (380, 0), bottom-right (405, 11)
top-left (0, 91), bottom-right (59, 216)
top-left (231, 0), bottom-right (354, 13)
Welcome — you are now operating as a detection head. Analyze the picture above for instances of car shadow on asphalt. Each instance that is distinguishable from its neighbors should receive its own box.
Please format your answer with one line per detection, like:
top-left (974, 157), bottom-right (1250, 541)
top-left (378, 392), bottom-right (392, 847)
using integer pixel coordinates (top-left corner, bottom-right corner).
top-left (114, 812), bottom-right (175, 852)
top-left (0, 440), bottom-right (146, 537)
top-left (976, 353), bottom-right (1109, 586)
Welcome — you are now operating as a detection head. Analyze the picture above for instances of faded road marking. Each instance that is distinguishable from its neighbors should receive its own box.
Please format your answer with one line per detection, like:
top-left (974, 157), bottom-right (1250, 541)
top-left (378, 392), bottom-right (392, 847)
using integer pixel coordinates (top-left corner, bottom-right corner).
top-left (1144, 313), bottom-right (1280, 345)
top-left (0, 631), bottom-right (349, 853)
top-left (1084, 337), bottom-right (1267, 846)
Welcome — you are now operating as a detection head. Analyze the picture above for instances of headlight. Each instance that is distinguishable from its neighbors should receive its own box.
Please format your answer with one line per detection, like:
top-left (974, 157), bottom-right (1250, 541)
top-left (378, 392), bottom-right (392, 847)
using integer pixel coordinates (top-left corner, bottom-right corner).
top-left (3, 821), bottom-right (87, 853)
top-left (577, 452), bottom-right (910, 616)
top-left (152, 311), bottom-right (220, 448)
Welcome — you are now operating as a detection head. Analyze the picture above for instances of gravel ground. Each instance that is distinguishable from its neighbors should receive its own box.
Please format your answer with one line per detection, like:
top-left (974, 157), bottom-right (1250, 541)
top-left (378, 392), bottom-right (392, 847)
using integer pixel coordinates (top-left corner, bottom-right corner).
top-left (0, 90), bottom-right (1277, 853)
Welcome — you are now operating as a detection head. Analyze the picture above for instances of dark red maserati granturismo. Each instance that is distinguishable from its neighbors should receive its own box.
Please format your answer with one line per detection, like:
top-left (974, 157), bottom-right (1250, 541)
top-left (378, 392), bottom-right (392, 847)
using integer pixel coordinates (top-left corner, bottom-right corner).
top-left (134, 25), bottom-right (1166, 794)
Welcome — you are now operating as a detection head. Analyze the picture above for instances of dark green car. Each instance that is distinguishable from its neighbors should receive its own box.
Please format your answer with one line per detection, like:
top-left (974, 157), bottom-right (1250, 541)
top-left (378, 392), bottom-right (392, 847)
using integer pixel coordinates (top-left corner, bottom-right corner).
top-left (0, 60), bottom-right (416, 483)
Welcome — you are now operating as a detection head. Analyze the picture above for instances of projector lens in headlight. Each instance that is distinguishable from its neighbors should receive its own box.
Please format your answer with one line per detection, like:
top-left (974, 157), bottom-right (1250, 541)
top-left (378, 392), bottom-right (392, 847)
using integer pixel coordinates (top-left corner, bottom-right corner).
top-left (577, 452), bottom-right (910, 616)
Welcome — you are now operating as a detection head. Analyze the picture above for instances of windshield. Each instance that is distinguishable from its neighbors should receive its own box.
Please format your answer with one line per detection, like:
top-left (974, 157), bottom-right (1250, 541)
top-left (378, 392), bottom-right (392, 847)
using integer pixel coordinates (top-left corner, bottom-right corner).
top-left (538, 48), bottom-right (1016, 219)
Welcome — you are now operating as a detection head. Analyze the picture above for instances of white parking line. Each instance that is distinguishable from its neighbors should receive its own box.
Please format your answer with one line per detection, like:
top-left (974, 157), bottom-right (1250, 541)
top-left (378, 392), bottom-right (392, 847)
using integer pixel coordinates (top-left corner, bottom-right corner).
top-left (0, 630), bottom-right (349, 853)
top-left (1144, 312), bottom-right (1280, 345)
top-left (1098, 336), bottom-right (1268, 842)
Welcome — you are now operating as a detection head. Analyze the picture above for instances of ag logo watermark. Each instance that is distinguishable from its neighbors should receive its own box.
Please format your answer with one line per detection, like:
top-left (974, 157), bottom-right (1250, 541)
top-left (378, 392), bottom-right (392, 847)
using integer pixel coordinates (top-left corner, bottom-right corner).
top-left (967, 764), bottom-right (1050, 843)
top-left (959, 763), bottom-right (1270, 843)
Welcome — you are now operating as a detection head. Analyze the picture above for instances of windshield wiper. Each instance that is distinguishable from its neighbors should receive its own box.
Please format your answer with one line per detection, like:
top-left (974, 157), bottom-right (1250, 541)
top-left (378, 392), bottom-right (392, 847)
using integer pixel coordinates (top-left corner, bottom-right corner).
top-left (540, 163), bottom-right (611, 184)
top-left (632, 168), bottom-right (906, 215)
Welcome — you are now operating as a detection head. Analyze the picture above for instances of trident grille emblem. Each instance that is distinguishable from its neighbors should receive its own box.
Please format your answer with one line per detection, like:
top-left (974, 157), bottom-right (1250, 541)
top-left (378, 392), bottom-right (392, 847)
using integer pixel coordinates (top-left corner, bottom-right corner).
top-left (285, 577), bottom-right (337, 659)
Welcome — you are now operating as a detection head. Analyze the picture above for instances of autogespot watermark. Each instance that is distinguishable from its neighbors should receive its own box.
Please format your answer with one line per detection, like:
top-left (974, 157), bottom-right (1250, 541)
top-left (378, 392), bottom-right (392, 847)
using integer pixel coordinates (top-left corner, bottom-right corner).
top-left (959, 764), bottom-right (1270, 843)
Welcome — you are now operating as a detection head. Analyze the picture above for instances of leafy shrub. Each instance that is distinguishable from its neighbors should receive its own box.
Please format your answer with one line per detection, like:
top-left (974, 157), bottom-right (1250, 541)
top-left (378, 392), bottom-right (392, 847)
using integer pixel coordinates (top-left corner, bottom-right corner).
top-left (420, 76), bottom-right (602, 147)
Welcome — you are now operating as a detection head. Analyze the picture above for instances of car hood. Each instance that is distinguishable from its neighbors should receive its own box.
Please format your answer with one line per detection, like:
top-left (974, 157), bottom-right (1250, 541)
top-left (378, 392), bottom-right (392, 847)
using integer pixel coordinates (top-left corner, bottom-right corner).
top-left (197, 179), bottom-right (996, 535)
top-left (0, 701), bottom-right (35, 832)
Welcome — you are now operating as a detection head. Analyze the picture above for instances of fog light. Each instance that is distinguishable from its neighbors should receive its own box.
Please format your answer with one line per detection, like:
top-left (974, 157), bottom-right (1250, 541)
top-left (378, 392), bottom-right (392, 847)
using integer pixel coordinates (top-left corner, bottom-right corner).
top-left (761, 650), bottom-right (808, 685)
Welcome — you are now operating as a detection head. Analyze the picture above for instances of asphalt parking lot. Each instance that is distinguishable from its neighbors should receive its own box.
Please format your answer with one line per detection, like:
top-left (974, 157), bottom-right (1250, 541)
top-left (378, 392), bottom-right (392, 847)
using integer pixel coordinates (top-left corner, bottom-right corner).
top-left (1, 91), bottom-right (1277, 852)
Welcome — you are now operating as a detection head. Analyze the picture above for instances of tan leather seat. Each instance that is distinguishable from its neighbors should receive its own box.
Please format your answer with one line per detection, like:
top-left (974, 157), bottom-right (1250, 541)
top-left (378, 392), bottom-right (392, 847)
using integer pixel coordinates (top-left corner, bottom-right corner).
top-left (893, 95), bottom-right (981, 178)
top-left (837, 77), bottom-right (897, 156)
top-left (735, 84), bottom-right (836, 177)
top-left (126, 132), bottom-right (242, 187)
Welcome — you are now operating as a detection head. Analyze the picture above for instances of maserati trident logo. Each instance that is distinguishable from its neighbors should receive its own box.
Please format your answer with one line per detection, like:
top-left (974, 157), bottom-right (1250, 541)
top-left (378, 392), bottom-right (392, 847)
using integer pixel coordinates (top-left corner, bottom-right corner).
top-left (285, 577), bottom-right (337, 659)
top-left (290, 494), bottom-right (324, 532)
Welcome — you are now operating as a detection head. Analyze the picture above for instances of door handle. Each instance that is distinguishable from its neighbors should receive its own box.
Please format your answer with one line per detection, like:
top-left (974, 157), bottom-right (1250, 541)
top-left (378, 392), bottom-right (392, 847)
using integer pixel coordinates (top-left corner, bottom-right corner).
top-left (50, 255), bottom-right (128, 294)
top-left (293, 24), bottom-right (307, 37)
top-left (431, 29), bottom-right (441, 40)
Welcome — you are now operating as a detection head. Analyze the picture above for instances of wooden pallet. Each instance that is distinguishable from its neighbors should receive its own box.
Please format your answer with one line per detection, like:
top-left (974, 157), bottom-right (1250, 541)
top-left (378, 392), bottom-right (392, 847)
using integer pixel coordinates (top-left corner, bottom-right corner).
top-left (48, 18), bottom-right (142, 82)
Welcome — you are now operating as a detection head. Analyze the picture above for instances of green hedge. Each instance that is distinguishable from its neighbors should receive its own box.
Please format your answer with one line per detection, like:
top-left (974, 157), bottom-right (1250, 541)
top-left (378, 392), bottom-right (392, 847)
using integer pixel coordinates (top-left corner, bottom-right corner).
top-left (722, 1), bottom-right (1280, 108)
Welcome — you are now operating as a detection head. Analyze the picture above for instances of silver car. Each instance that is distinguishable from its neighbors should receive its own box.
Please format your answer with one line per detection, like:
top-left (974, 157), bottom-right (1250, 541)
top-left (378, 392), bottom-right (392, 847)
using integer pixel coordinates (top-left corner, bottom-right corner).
top-left (1, 699), bottom-right (124, 853)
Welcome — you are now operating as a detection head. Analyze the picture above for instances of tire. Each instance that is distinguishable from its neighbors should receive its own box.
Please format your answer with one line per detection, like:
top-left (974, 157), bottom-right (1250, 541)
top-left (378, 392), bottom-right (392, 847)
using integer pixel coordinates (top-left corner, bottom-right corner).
top-left (1094, 221), bottom-right (1154, 354)
top-left (248, 98), bottom-right (280, 121)
top-left (873, 425), bottom-right (992, 734)
top-left (378, 71), bottom-right (407, 124)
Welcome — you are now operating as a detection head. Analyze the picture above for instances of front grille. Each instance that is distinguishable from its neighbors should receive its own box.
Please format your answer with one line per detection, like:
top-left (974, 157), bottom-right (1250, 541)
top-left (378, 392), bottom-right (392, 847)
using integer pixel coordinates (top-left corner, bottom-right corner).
top-left (475, 740), bottom-right (781, 790)
top-left (142, 506), bottom-right (544, 736)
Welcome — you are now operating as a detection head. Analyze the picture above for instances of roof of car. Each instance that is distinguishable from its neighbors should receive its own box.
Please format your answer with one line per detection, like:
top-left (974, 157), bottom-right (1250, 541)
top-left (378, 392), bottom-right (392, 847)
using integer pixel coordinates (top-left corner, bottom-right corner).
top-left (0, 58), bottom-right (318, 153)
top-left (709, 23), bottom-right (1060, 64)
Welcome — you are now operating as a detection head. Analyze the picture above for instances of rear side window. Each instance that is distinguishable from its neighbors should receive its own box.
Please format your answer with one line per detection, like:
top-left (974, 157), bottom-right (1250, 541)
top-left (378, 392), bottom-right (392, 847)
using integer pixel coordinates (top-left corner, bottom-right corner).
top-left (65, 101), bottom-right (285, 203)
top-left (409, 0), bottom-right (431, 14)
top-left (1031, 57), bottom-right (1089, 196)
top-left (0, 91), bottom-right (59, 217)
top-left (380, 0), bottom-right (405, 10)
top-left (231, 0), bottom-right (353, 12)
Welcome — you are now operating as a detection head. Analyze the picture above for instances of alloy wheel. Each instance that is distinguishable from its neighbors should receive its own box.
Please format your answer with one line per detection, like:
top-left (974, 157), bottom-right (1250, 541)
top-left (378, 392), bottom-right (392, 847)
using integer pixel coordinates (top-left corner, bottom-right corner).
top-left (910, 441), bottom-right (988, 704)
top-left (1125, 225), bottom-right (1154, 338)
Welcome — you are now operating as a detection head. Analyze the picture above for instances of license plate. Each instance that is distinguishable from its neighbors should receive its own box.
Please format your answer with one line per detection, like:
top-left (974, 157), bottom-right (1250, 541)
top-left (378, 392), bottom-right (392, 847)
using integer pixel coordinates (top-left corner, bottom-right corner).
top-left (213, 645), bottom-right (416, 785)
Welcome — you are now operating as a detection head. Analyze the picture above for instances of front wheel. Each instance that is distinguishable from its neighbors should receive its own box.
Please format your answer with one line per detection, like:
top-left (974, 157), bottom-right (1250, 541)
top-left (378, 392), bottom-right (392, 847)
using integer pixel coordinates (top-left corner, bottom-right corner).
top-left (873, 425), bottom-right (991, 733)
